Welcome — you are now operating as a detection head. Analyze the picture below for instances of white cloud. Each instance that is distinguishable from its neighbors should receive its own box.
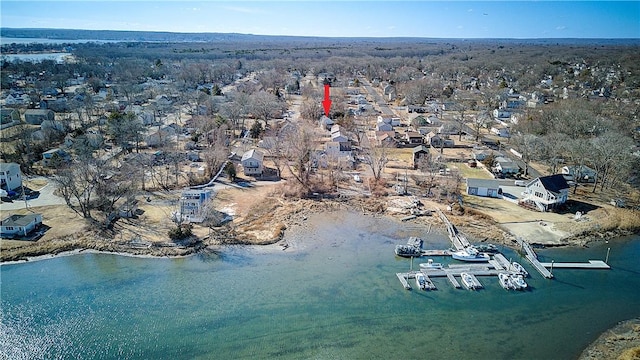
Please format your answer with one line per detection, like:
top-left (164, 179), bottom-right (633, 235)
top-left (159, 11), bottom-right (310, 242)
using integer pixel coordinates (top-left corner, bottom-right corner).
top-left (556, 25), bottom-right (567, 31)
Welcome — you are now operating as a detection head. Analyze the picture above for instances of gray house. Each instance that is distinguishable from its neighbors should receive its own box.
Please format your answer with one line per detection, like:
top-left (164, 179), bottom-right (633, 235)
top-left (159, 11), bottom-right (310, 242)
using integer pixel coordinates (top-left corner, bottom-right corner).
top-left (0, 213), bottom-right (43, 238)
top-left (466, 178), bottom-right (501, 198)
top-left (25, 109), bottom-right (55, 125)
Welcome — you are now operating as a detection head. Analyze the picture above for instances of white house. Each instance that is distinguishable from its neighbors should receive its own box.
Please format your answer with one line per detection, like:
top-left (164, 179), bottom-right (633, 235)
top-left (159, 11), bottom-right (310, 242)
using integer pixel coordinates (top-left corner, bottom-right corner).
top-left (377, 116), bottom-right (401, 127)
top-left (0, 163), bottom-right (22, 192)
top-left (522, 174), bottom-right (570, 212)
top-left (241, 149), bottom-right (264, 176)
top-left (178, 189), bottom-right (214, 223)
top-left (0, 213), bottom-right (43, 238)
top-left (494, 156), bottom-right (520, 174)
top-left (466, 178), bottom-right (501, 198)
top-left (561, 165), bottom-right (597, 183)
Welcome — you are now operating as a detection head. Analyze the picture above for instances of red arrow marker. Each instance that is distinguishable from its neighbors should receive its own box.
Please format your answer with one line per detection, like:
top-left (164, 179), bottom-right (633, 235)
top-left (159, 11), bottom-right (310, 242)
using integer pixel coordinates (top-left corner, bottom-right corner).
top-left (322, 83), bottom-right (332, 117)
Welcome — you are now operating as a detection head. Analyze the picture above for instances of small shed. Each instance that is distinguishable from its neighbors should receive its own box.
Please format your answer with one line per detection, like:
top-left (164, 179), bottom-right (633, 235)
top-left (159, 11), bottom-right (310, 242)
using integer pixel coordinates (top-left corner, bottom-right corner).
top-left (466, 178), bottom-right (500, 198)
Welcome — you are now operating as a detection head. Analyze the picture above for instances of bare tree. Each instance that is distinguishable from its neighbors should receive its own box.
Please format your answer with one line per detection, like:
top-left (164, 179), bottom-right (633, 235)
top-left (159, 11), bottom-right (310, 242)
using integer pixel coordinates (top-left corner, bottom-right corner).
top-left (251, 90), bottom-right (284, 129)
top-left (362, 137), bottom-right (390, 182)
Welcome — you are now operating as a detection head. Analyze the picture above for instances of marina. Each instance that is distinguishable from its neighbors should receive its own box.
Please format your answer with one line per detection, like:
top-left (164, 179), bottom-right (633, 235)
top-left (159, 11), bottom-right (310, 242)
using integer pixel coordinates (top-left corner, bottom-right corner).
top-left (394, 211), bottom-right (611, 292)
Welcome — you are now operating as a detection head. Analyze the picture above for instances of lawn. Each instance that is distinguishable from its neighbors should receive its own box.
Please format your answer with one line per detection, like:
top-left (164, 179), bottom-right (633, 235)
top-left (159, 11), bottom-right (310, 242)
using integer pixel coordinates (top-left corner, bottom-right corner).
top-left (448, 162), bottom-right (493, 180)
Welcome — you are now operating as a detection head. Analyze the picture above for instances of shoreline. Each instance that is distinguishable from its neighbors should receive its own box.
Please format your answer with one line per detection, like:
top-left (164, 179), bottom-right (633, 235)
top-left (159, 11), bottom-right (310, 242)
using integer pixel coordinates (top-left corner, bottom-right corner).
top-left (579, 318), bottom-right (640, 360)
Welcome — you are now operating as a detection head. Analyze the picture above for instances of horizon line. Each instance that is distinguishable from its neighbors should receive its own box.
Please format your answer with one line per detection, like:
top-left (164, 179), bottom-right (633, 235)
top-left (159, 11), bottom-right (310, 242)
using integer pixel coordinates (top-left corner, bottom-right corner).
top-left (2, 27), bottom-right (639, 41)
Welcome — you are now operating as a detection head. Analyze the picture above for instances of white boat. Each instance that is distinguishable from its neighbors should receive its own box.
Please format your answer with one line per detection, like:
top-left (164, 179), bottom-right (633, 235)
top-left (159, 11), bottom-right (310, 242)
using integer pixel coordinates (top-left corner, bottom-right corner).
top-left (460, 272), bottom-right (476, 290)
top-left (498, 273), bottom-right (515, 290)
top-left (510, 274), bottom-right (528, 290)
top-left (419, 259), bottom-right (444, 270)
top-left (451, 247), bottom-right (490, 262)
top-left (511, 262), bottom-right (529, 277)
top-left (415, 272), bottom-right (429, 290)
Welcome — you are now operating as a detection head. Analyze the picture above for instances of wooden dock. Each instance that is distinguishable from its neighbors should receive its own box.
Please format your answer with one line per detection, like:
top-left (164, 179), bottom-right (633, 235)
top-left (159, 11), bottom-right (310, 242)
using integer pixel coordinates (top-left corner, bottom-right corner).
top-left (436, 209), bottom-right (470, 251)
top-left (539, 260), bottom-right (611, 269)
top-left (447, 273), bottom-right (461, 288)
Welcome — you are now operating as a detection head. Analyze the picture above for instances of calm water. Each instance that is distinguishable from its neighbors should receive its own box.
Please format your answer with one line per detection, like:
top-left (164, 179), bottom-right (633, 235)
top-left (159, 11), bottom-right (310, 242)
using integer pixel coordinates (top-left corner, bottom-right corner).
top-left (1, 211), bottom-right (639, 359)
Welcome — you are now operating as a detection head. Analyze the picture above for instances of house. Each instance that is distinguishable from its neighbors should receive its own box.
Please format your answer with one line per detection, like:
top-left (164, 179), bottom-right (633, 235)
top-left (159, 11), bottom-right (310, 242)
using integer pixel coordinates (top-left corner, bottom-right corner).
top-left (1, 109), bottom-right (20, 126)
top-left (377, 116), bottom-right (401, 127)
top-left (522, 174), bottom-right (570, 212)
top-left (42, 148), bottom-right (70, 167)
top-left (425, 132), bottom-right (454, 148)
top-left (146, 126), bottom-right (176, 147)
top-left (179, 189), bottom-right (214, 223)
top-left (472, 149), bottom-right (501, 161)
top-left (25, 109), bottom-right (55, 125)
top-left (0, 213), bottom-right (43, 238)
top-left (377, 133), bottom-right (398, 148)
top-left (466, 178), bottom-right (501, 198)
top-left (326, 131), bottom-right (351, 156)
top-left (404, 131), bottom-right (423, 145)
top-left (494, 156), bottom-right (520, 175)
top-left (318, 116), bottom-right (334, 130)
top-left (0, 163), bottom-right (22, 191)
top-left (241, 149), bottom-right (264, 176)
top-left (561, 165), bottom-right (597, 183)
top-left (491, 125), bottom-right (510, 138)
top-left (376, 122), bottom-right (393, 132)
top-left (412, 145), bottom-right (432, 169)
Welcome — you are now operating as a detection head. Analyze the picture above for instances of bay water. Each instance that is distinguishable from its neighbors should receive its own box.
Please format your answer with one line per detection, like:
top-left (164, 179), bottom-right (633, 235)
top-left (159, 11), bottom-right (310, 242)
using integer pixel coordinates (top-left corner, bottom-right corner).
top-left (2, 210), bottom-right (639, 359)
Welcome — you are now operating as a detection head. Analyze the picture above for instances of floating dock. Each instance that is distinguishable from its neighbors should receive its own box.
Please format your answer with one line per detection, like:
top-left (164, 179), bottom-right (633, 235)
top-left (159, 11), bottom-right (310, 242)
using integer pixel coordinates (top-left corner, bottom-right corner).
top-left (447, 273), bottom-right (461, 288)
top-left (539, 260), bottom-right (610, 269)
top-left (396, 273), bottom-right (411, 290)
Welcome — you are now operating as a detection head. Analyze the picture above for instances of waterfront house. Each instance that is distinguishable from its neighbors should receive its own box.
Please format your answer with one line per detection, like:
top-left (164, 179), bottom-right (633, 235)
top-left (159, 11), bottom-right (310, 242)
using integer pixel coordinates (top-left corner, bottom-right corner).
top-left (522, 174), bottom-right (569, 212)
top-left (241, 149), bottom-right (264, 176)
top-left (0, 162), bottom-right (22, 192)
top-left (179, 189), bottom-right (214, 223)
top-left (0, 213), bottom-right (43, 238)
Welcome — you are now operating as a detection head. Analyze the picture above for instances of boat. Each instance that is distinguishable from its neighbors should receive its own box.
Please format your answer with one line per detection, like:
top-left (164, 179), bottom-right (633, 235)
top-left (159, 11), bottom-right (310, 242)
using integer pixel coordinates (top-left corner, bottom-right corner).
top-left (419, 258), bottom-right (444, 270)
top-left (451, 247), bottom-right (490, 262)
top-left (407, 237), bottom-right (424, 249)
top-left (511, 262), bottom-right (529, 277)
top-left (415, 272), bottom-right (429, 290)
top-left (475, 243), bottom-right (499, 253)
top-left (510, 274), bottom-right (528, 290)
top-left (460, 272), bottom-right (476, 290)
top-left (498, 273), bottom-right (515, 290)
top-left (394, 244), bottom-right (422, 257)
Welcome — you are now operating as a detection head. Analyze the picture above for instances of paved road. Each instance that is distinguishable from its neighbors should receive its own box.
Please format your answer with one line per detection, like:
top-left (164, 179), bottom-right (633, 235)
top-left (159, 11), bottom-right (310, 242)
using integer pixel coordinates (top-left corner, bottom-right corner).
top-left (358, 76), bottom-right (394, 116)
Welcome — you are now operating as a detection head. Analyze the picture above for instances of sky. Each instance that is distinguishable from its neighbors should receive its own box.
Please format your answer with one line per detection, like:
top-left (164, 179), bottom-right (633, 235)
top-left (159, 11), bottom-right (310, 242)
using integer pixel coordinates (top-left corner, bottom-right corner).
top-left (1, 1), bottom-right (639, 39)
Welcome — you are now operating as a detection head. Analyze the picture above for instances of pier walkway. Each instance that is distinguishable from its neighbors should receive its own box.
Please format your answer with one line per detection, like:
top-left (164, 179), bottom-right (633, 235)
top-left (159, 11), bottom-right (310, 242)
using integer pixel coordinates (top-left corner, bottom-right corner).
top-left (436, 209), bottom-right (470, 251)
top-left (516, 238), bottom-right (554, 279)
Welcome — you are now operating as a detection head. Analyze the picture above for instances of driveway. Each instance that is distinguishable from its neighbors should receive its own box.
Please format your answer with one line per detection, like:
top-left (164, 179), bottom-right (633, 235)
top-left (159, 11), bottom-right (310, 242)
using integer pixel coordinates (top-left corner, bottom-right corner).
top-left (1, 177), bottom-right (66, 211)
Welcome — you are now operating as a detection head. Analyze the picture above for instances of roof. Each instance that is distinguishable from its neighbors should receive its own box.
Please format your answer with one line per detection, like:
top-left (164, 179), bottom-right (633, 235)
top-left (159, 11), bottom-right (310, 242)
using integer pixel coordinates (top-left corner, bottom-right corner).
top-left (466, 178), bottom-right (500, 189)
top-left (537, 174), bottom-right (569, 193)
top-left (1, 214), bottom-right (41, 227)
top-left (0, 162), bottom-right (20, 172)
top-left (412, 145), bottom-right (431, 154)
top-left (24, 109), bottom-right (53, 115)
top-left (241, 149), bottom-right (264, 162)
